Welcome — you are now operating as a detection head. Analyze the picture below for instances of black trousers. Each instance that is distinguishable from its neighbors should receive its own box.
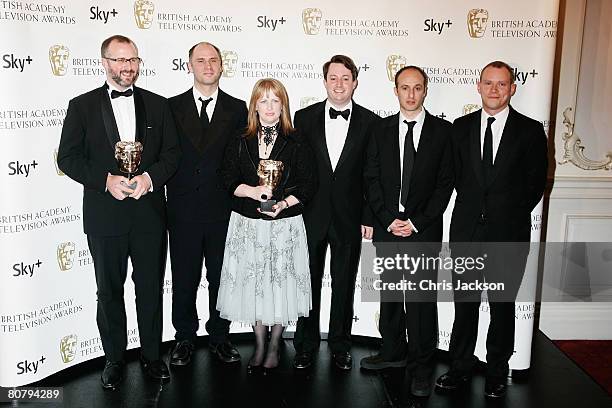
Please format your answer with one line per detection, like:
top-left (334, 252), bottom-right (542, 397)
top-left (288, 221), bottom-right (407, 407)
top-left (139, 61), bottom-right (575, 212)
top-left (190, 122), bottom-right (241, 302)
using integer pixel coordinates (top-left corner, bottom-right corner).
top-left (377, 242), bottom-right (439, 378)
top-left (294, 222), bottom-right (361, 354)
top-left (169, 219), bottom-right (230, 344)
top-left (448, 226), bottom-right (528, 381)
top-left (87, 230), bottom-right (166, 362)
top-left (449, 301), bottom-right (515, 380)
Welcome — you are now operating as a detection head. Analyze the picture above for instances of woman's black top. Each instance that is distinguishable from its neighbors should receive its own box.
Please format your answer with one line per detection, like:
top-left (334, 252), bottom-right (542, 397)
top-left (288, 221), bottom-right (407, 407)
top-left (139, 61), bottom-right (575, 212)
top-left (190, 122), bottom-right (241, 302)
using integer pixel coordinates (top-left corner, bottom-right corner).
top-left (220, 130), bottom-right (318, 220)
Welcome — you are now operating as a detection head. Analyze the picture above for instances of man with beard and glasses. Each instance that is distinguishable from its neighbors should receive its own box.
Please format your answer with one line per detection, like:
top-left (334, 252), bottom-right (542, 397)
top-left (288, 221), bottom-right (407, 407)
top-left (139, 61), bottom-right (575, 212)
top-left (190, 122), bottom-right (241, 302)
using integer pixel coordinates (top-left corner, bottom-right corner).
top-left (58, 34), bottom-right (180, 390)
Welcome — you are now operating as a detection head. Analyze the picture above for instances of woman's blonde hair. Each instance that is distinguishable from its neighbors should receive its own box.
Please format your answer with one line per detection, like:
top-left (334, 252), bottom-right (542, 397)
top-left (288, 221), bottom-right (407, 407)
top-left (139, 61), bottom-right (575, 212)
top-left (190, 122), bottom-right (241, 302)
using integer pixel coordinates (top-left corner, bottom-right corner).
top-left (244, 78), bottom-right (294, 138)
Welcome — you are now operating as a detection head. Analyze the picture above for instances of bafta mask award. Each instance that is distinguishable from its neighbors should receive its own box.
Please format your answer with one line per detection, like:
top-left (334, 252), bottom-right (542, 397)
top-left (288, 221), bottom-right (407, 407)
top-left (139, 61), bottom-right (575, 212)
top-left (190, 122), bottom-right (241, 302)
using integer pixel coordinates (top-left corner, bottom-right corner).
top-left (115, 141), bottom-right (143, 190)
top-left (257, 159), bottom-right (284, 212)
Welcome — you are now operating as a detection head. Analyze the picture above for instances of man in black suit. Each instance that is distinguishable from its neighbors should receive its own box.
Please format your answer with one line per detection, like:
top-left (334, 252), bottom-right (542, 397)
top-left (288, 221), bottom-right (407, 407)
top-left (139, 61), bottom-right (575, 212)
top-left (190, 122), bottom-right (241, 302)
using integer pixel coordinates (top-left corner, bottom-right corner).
top-left (293, 55), bottom-right (380, 370)
top-left (167, 42), bottom-right (247, 366)
top-left (435, 61), bottom-right (547, 398)
top-left (57, 35), bottom-right (180, 389)
top-left (362, 66), bottom-right (453, 398)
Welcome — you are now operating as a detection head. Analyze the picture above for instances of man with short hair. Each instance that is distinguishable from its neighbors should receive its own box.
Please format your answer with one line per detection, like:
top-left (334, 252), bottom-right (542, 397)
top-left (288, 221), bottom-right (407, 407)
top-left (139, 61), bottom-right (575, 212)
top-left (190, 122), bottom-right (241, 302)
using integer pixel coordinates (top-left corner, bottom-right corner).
top-left (362, 66), bottom-right (453, 399)
top-left (293, 55), bottom-right (380, 370)
top-left (435, 60), bottom-right (547, 398)
top-left (58, 34), bottom-right (180, 389)
top-left (166, 42), bottom-right (247, 366)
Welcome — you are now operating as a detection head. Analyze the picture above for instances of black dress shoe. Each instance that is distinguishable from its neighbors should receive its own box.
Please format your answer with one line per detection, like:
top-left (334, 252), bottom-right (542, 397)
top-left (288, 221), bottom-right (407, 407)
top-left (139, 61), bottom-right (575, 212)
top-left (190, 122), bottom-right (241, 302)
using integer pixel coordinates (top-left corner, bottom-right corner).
top-left (139, 355), bottom-right (171, 380)
top-left (170, 340), bottom-right (195, 366)
top-left (435, 371), bottom-right (470, 391)
top-left (210, 340), bottom-right (240, 363)
top-left (411, 376), bottom-right (432, 397)
top-left (332, 351), bottom-right (352, 370)
top-left (101, 360), bottom-right (123, 390)
top-left (484, 380), bottom-right (507, 398)
top-left (293, 352), bottom-right (313, 369)
top-left (360, 353), bottom-right (407, 370)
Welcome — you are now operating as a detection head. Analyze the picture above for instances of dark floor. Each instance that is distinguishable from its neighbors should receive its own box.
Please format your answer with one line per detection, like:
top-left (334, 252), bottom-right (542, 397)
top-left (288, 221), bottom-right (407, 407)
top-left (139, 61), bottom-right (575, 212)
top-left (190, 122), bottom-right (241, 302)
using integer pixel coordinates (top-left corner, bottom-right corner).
top-left (5, 330), bottom-right (611, 408)
top-left (553, 340), bottom-right (612, 395)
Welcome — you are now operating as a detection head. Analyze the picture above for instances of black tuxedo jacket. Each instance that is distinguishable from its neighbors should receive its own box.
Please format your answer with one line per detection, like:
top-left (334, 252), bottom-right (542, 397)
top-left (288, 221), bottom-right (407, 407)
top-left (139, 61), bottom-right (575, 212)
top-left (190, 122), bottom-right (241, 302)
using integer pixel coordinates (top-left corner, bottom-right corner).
top-left (57, 84), bottom-right (180, 236)
top-left (166, 88), bottom-right (247, 223)
top-left (450, 107), bottom-right (547, 242)
top-left (296, 100), bottom-right (380, 242)
top-left (365, 111), bottom-right (454, 242)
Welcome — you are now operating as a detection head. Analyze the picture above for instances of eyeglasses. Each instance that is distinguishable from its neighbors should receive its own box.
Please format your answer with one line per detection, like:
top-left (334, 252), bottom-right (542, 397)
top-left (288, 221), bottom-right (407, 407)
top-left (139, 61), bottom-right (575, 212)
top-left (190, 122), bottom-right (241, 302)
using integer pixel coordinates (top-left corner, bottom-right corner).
top-left (104, 57), bottom-right (143, 65)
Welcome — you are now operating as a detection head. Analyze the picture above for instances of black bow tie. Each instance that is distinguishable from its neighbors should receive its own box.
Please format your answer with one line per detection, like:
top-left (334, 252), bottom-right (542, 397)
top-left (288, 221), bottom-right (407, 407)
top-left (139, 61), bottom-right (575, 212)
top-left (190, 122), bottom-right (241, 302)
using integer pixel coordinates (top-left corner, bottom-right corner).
top-left (111, 89), bottom-right (134, 99)
top-left (329, 107), bottom-right (350, 120)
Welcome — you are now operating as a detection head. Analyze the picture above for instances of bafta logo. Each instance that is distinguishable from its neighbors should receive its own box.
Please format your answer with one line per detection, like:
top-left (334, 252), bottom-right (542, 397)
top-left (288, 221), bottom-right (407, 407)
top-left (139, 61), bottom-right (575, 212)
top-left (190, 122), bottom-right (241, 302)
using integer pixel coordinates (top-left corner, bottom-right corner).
top-left (386, 54), bottom-right (407, 82)
top-left (134, 0), bottom-right (155, 29)
top-left (300, 97), bottom-right (318, 109)
top-left (53, 149), bottom-right (64, 176)
top-left (59, 334), bottom-right (78, 363)
top-left (302, 8), bottom-right (322, 35)
top-left (467, 8), bottom-right (489, 38)
top-left (57, 242), bottom-right (76, 271)
top-left (49, 45), bottom-right (70, 76)
top-left (221, 50), bottom-right (238, 78)
top-left (463, 104), bottom-right (481, 115)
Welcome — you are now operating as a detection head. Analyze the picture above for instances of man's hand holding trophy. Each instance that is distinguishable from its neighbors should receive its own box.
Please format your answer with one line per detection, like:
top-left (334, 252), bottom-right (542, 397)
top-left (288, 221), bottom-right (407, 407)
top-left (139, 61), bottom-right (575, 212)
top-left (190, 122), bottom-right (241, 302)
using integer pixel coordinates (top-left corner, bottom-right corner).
top-left (106, 141), bottom-right (149, 200)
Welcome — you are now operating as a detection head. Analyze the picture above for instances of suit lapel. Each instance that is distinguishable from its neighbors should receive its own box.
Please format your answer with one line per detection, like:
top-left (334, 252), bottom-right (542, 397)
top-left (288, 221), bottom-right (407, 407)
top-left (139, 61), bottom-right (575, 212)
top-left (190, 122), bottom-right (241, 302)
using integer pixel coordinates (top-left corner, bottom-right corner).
top-left (245, 133), bottom-right (259, 167)
top-left (386, 114), bottom-right (401, 188)
top-left (469, 110), bottom-right (484, 187)
top-left (314, 102), bottom-right (333, 173)
top-left (176, 89), bottom-right (204, 154)
top-left (200, 89), bottom-right (232, 154)
top-left (335, 103), bottom-right (360, 173)
top-left (412, 111), bottom-right (433, 178)
top-left (133, 87), bottom-right (146, 145)
top-left (100, 85), bottom-right (120, 150)
top-left (488, 107), bottom-right (516, 185)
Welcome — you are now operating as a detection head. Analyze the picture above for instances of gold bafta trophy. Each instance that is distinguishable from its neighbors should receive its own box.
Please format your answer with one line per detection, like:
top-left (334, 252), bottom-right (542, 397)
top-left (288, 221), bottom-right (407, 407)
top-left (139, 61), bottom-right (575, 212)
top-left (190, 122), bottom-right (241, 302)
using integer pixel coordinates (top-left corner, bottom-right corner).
top-left (257, 159), bottom-right (284, 212)
top-left (114, 141), bottom-right (143, 191)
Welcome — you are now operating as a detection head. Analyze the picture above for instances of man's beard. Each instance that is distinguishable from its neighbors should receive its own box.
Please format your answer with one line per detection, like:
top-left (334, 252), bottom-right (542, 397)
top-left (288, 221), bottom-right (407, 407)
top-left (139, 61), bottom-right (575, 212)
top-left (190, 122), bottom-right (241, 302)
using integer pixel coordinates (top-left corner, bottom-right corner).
top-left (111, 68), bottom-right (139, 87)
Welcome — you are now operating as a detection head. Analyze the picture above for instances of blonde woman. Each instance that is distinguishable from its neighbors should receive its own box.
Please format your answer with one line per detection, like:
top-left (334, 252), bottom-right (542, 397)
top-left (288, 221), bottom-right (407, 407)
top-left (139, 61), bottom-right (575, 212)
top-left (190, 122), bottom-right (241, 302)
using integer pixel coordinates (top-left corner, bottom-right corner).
top-left (217, 79), bottom-right (316, 373)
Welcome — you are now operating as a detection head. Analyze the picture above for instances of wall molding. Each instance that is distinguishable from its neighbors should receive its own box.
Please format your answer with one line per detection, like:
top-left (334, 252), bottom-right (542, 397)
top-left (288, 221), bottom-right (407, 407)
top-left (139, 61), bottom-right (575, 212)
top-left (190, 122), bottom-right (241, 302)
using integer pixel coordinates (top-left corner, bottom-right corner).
top-left (539, 303), bottom-right (612, 339)
top-left (559, 107), bottom-right (612, 171)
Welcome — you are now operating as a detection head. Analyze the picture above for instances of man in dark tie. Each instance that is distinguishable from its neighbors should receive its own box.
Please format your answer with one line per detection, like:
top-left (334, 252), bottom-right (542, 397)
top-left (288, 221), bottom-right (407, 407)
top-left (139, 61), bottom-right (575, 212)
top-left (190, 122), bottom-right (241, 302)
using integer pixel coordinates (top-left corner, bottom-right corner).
top-left (57, 34), bottom-right (180, 389)
top-left (435, 60), bottom-right (547, 398)
top-left (362, 66), bottom-right (453, 399)
top-left (166, 42), bottom-right (247, 366)
top-left (293, 55), bottom-right (380, 370)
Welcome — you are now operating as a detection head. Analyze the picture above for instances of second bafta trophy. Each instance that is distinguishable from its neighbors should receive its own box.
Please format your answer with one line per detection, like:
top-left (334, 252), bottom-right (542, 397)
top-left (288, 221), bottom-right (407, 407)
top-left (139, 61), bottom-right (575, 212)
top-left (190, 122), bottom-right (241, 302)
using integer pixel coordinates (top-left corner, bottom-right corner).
top-left (114, 141), bottom-right (143, 191)
top-left (257, 159), bottom-right (284, 212)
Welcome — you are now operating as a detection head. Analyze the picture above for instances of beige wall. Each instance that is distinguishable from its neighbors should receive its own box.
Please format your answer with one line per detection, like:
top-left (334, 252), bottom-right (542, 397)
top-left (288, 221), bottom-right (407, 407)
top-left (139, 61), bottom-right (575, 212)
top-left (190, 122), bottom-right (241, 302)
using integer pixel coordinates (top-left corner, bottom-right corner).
top-left (540, 0), bottom-right (612, 340)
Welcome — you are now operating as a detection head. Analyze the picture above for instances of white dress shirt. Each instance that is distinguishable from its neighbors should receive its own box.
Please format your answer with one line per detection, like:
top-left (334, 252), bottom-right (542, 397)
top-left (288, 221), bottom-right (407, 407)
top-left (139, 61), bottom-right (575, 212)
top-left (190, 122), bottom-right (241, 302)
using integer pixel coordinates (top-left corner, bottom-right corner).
top-left (106, 83), bottom-right (153, 191)
top-left (480, 106), bottom-right (510, 162)
top-left (193, 87), bottom-right (218, 121)
top-left (398, 108), bottom-right (425, 215)
top-left (325, 100), bottom-right (352, 170)
top-left (107, 83), bottom-right (136, 142)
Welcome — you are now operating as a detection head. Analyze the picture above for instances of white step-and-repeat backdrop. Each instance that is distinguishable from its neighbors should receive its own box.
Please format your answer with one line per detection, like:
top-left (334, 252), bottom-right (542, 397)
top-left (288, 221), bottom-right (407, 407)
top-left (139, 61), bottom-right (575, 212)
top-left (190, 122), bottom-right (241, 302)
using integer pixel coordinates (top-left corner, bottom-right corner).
top-left (0, 0), bottom-right (558, 386)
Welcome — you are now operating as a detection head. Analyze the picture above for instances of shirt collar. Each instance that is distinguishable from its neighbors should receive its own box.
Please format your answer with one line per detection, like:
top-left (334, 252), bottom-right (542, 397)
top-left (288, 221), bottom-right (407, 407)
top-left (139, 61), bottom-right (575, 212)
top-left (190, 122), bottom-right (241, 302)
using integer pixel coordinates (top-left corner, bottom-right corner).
top-left (399, 107), bottom-right (425, 126)
top-left (193, 87), bottom-right (218, 103)
top-left (325, 99), bottom-right (353, 114)
top-left (481, 105), bottom-right (510, 123)
top-left (106, 82), bottom-right (134, 95)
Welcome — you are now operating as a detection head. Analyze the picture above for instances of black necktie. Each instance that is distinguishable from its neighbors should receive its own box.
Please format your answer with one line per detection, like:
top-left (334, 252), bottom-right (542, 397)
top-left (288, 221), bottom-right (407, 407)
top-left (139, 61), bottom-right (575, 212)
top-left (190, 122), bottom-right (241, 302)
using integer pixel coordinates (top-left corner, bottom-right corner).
top-left (110, 89), bottom-right (133, 99)
top-left (199, 97), bottom-right (213, 131)
top-left (400, 120), bottom-right (417, 206)
top-left (482, 116), bottom-right (495, 185)
top-left (329, 107), bottom-right (350, 120)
